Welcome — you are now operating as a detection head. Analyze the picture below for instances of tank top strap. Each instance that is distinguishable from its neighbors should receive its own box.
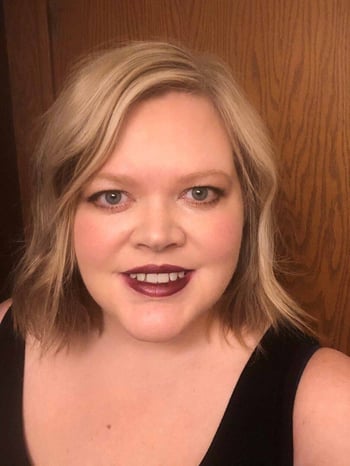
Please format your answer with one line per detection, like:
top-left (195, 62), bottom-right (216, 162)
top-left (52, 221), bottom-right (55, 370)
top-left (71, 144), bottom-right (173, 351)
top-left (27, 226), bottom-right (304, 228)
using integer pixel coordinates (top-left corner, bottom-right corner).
top-left (200, 326), bottom-right (320, 465)
top-left (0, 312), bottom-right (319, 466)
top-left (0, 309), bottom-right (30, 464)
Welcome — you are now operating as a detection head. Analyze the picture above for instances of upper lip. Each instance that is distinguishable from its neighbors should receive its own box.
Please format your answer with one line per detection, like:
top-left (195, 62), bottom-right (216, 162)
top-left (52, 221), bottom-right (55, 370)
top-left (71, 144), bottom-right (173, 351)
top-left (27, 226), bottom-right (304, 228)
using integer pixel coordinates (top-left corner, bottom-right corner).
top-left (123, 264), bottom-right (191, 274)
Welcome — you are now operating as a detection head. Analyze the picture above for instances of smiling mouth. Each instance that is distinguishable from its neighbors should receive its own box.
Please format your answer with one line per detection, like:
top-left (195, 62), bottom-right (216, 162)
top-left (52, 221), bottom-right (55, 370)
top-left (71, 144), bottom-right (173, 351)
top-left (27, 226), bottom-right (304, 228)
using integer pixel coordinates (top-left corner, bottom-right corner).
top-left (128, 271), bottom-right (186, 284)
top-left (123, 266), bottom-right (192, 297)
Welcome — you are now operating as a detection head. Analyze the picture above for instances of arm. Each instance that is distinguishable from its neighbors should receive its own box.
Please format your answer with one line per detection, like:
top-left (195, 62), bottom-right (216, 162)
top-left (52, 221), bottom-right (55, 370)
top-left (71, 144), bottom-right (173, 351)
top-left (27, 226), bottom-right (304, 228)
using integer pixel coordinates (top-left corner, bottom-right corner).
top-left (293, 347), bottom-right (350, 466)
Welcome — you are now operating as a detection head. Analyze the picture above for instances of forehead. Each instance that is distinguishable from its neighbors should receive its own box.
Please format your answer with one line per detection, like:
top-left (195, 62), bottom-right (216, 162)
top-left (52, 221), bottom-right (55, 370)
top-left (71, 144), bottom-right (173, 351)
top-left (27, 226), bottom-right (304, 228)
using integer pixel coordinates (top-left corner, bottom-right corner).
top-left (100, 91), bottom-right (235, 177)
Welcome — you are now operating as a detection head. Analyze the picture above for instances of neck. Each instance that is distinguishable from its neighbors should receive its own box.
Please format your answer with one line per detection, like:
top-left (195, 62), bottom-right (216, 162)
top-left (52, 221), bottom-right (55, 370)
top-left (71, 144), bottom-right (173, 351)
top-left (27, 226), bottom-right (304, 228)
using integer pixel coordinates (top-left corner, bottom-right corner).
top-left (72, 312), bottom-right (244, 381)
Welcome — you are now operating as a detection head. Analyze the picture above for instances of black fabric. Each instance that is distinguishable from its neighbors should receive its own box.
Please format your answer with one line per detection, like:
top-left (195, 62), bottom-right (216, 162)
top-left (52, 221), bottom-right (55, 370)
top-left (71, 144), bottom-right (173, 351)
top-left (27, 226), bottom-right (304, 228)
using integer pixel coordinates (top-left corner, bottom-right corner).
top-left (0, 310), bottom-right (319, 466)
top-left (0, 310), bottom-right (29, 465)
top-left (199, 327), bottom-right (319, 465)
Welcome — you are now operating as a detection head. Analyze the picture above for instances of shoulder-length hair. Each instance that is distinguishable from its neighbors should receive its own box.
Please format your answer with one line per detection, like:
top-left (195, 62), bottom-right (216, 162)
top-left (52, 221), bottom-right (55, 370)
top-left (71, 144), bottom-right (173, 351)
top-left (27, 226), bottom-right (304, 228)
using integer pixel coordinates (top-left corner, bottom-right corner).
top-left (12, 41), bottom-right (312, 349)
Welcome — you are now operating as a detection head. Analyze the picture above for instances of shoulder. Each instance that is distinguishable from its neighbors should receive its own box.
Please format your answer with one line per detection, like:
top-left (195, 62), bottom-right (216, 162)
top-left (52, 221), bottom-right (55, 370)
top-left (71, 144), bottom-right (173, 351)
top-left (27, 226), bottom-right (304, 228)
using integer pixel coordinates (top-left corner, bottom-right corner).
top-left (293, 347), bottom-right (350, 466)
top-left (0, 298), bottom-right (12, 323)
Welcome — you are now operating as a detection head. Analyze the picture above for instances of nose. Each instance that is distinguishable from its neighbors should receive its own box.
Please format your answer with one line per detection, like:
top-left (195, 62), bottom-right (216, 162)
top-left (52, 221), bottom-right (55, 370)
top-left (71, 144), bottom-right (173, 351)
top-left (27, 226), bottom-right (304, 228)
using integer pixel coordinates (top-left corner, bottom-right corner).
top-left (130, 201), bottom-right (186, 252)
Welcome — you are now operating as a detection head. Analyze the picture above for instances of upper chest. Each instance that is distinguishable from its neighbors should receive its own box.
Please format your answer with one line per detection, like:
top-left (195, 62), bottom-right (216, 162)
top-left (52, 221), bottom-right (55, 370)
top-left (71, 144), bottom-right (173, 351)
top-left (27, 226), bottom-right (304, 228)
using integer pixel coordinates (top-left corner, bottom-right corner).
top-left (22, 340), bottom-right (252, 466)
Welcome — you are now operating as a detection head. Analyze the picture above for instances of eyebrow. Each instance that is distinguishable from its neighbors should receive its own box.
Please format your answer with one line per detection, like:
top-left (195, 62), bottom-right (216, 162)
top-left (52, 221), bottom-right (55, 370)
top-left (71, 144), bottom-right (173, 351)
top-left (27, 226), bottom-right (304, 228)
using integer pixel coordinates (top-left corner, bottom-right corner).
top-left (93, 170), bottom-right (234, 185)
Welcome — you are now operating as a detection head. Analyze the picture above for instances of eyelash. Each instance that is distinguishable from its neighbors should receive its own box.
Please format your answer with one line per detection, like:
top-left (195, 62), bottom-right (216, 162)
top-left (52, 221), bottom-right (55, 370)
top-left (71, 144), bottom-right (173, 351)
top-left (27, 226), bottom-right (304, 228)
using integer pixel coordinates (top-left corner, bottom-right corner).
top-left (87, 190), bottom-right (131, 211)
top-left (181, 186), bottom-right (224, 205)
top-left (86, 186), bottom-right (225, 211)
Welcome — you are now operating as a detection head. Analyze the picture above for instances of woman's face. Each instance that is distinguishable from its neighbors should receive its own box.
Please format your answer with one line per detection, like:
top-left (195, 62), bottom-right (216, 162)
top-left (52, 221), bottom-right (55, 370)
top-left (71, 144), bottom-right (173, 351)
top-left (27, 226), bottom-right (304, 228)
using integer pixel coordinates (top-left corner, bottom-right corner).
top-left (74, 92), bottom-right (244, 344)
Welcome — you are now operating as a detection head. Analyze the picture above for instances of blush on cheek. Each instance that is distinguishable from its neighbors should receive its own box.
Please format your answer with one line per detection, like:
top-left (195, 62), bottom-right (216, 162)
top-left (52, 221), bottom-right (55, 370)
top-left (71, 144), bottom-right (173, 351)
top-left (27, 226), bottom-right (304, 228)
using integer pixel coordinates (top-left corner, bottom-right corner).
top-left (73, 214), bottom-right (113, 264)
top-left (206, 215), bottom-right (243, 254)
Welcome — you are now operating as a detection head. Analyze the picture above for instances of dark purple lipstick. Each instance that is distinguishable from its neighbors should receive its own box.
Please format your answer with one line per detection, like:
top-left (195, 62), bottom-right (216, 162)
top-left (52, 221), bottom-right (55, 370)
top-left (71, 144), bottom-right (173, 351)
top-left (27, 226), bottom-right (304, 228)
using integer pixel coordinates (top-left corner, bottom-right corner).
top-left (122, 264), bottom-right (192, 297)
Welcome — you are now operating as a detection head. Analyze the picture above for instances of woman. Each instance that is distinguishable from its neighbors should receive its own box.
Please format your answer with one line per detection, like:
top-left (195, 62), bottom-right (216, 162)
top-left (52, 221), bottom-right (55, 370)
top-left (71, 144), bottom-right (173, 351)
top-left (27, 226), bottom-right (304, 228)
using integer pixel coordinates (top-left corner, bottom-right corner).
top-left (1, 41), bottom-right (349, 465)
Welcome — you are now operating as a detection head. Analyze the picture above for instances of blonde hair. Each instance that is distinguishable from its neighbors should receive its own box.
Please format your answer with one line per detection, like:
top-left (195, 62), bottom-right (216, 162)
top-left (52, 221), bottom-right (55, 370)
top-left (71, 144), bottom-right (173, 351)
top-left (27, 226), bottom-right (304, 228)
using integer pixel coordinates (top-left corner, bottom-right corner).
top-left (12, 41), bottom-right (312, 348)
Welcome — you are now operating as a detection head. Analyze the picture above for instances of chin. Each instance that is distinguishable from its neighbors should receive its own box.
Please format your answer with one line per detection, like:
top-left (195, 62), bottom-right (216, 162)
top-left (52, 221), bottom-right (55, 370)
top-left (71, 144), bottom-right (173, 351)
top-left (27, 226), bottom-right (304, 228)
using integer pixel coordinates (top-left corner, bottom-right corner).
top-left (123, 319), bottom-right (191, 344)
top-left (104, 307), bottom-right (205, 345)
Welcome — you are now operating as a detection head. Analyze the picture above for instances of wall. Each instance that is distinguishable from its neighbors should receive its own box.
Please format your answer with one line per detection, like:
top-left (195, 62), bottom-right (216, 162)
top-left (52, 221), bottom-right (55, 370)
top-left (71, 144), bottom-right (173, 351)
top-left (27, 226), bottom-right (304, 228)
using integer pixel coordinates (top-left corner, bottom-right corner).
top-left (3, 0), bottom-right (350, 352)
top-left (0, 0), bottom-right (23, 301)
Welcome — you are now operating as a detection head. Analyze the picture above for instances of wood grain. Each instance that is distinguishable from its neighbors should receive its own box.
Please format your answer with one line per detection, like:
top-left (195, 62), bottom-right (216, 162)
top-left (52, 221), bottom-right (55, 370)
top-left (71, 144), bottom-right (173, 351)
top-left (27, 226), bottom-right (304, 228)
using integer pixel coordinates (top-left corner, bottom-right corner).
top-left (4, 0), bottom-right (350, 352)
top-left (3, 0), bottom-right (54, 222)
top-left (0, 0), bottom-right (23, 300)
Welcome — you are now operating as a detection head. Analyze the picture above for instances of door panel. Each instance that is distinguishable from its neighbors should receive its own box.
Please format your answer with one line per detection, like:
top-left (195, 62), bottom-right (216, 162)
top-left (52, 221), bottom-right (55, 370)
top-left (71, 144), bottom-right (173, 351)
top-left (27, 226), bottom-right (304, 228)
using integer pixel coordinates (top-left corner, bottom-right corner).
top-left (4, 0), bottom-right (350, 352)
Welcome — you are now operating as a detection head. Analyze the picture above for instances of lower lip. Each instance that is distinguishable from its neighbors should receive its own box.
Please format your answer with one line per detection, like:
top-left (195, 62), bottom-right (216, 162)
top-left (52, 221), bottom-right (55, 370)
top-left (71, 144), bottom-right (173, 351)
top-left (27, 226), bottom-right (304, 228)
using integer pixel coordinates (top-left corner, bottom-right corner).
top-left (123, 272), bottom-right (192, 297)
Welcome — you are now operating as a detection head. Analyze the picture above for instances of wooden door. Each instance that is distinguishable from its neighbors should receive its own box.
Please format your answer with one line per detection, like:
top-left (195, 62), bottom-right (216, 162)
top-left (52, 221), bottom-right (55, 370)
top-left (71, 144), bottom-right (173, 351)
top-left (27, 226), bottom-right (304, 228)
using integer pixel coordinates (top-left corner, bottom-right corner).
top-left (0, 1), bottom-right (23, 301)
top-left (3, 0), bottom-right (350, 353)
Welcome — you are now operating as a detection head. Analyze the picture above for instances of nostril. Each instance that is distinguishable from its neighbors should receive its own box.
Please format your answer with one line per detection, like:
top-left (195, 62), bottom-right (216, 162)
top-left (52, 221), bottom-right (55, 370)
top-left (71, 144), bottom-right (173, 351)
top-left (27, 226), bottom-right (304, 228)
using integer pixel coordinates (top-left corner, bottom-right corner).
top-left (131, 211), bottom-right (186, 251)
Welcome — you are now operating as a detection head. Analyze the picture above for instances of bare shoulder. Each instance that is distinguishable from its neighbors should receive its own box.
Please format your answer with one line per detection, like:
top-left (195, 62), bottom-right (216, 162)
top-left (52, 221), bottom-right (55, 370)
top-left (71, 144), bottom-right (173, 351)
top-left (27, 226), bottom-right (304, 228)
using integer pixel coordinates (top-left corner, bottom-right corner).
top-left (294, 347), bottom-right (350, 466)
top-left (0, 298), bottom-right (12, 323)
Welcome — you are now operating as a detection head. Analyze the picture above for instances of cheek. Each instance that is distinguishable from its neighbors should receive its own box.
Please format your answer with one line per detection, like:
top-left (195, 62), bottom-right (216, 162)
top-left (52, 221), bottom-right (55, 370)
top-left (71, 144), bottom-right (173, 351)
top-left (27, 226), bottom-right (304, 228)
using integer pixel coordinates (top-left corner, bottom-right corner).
top-left (200, 210), bottom-right (244, 263)
top-left (73, 211), bottom-right (118, 266)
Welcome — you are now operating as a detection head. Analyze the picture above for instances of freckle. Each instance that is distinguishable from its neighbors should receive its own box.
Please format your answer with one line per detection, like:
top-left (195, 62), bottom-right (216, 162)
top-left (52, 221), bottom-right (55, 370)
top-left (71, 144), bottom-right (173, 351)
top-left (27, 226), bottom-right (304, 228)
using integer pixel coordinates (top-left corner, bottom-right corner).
top-left (106, 424), bottom-right (112, 430)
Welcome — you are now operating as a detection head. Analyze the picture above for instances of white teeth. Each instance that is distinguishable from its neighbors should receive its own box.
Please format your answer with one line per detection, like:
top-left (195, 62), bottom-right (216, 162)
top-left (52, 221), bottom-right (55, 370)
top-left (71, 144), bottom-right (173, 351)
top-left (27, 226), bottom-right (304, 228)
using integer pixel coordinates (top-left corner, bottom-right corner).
top-left (129, 273), bottom-right (145, 281)
top-left (129, 271), bottom-right (187, 283)
top-left (158, 273), bottom-right (169, 283)
top-left (147, 273), bottom-right (158, 284)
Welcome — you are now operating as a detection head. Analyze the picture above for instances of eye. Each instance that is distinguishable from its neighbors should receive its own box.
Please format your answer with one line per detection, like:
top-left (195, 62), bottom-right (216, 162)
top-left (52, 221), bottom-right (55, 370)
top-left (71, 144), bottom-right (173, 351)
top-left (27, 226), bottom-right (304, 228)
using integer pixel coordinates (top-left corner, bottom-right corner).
top-left (103, 191), bottom-right (122, 205)
top-left (87, 190), bottom-right (130, 210)
top-left (191, 187), bottom-right (210, 201)
top-left (183, 186), bottom-right (224, 205)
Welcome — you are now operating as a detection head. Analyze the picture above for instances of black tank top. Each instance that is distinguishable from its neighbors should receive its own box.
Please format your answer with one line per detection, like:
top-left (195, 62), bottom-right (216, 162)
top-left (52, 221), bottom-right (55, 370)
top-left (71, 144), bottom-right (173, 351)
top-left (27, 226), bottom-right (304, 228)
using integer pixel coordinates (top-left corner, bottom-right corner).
top-left (0, 310), bottom-right (319, 465)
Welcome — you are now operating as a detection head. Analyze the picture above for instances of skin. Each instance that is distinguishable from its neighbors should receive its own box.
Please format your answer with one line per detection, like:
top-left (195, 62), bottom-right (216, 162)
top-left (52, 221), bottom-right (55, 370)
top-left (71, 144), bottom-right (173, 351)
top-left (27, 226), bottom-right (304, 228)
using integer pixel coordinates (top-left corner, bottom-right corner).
top-left (1, 92), bottom-right (350, 464)
top-left (73, 92), bottom-right (244, 347)
top-left (293, 348), bottom-right (350, 466)
top-left (22, 92), bottom-right (255, 465)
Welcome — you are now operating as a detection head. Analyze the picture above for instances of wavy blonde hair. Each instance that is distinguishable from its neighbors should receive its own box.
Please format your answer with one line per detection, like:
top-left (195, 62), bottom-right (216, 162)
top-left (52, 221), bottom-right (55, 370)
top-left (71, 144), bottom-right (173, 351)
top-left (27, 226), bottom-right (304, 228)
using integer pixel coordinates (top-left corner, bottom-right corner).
top-left (12, 41), bottom-right (312, 348)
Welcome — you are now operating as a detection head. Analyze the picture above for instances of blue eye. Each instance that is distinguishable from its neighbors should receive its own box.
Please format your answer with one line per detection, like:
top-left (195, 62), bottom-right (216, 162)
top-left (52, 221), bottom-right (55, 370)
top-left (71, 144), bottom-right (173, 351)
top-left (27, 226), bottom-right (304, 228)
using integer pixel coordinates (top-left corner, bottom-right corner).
top-left (103, 191), bottom-right (122, 205)
top-left (87, 190), bottom-right (128, 210)
top-left (190, 187), bottom-right (210, 201)
top-left (183, 186), bottom-right (224, 205)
